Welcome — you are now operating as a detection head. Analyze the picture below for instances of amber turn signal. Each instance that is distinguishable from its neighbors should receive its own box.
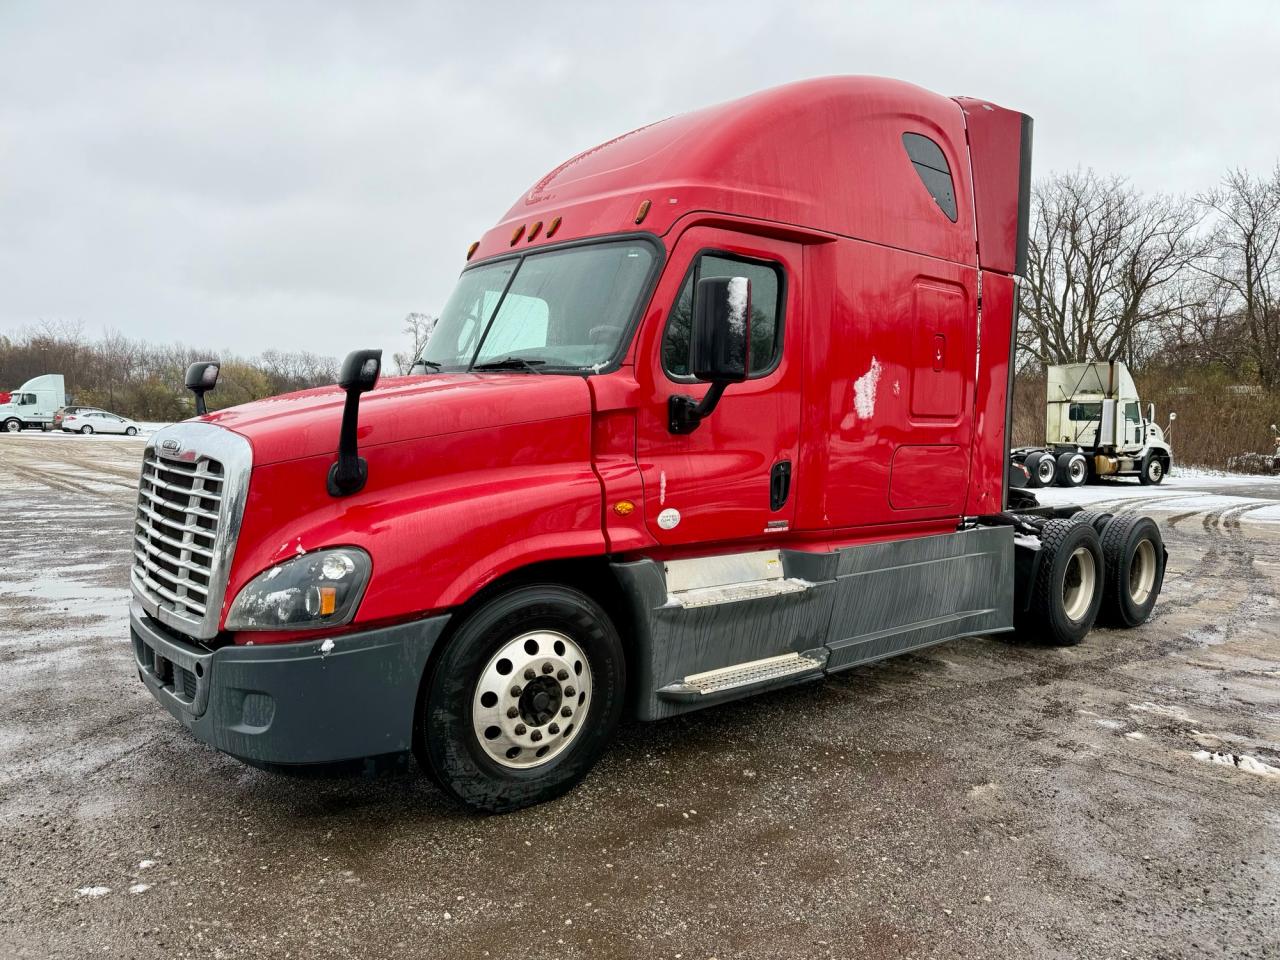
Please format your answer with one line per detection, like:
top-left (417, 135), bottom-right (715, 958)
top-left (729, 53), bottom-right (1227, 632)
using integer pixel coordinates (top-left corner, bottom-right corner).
top-left (612, 500), bottom-right (636, 517)
top-left (634, 199), bottom-right (651, 224)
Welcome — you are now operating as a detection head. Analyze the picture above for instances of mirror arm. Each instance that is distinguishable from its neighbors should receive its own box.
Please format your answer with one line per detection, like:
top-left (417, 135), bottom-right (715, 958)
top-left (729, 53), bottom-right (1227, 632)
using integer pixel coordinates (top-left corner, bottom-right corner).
top-left (668, 382), bottom-right (729, 434)
top-left (327, 389), bottom-right (367, 496)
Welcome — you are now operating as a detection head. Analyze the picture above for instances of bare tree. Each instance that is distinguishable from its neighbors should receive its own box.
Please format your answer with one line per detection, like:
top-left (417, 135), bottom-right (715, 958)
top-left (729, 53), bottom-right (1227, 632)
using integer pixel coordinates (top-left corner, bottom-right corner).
top-left (1018, 170), bottom-right (1203, 369)
top-left (393, 312), bottom-right (437, 373)
top-left (1193, 166), bottom-right (1280, 388)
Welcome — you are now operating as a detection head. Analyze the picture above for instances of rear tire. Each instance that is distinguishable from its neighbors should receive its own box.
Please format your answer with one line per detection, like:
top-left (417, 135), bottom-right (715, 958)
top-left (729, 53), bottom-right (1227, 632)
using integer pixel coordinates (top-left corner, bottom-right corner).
top-left (1025, 452), bottom-right (1055, 488)
top-left (1057, 452), bottom-right (1088, 487)
top-left (1098, 514), bottom-right (1165, 628)
top-left (80, 425), bottom-right (93, 434)
top-left (1018, 519), bottom-right (1104, 646)
top-left (418, 584), bottom-right (625, 813)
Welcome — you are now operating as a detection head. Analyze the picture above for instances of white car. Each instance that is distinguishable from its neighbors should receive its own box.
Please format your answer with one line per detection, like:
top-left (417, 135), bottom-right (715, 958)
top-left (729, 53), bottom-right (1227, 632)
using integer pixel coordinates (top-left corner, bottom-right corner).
top-left (60, 410), bottom-right (141, 436)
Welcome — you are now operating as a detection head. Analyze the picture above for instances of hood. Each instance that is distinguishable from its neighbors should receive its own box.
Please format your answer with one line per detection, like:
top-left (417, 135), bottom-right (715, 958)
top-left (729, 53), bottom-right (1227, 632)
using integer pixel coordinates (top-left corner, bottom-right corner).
top-left (202, 374), bottom-right (593, 466)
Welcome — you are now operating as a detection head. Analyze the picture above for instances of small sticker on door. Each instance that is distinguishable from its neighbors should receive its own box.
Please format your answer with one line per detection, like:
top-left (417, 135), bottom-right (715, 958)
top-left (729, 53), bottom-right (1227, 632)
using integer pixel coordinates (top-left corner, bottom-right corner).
top-left (657, 508), bottom-right (681, 530)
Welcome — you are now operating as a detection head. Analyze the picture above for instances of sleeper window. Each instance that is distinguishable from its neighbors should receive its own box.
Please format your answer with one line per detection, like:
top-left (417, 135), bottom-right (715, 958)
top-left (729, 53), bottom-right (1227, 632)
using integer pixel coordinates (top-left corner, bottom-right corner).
top-left (902, 133), bottom-right (958, 222)
top-left (662, 254), bottom-right (783, 379)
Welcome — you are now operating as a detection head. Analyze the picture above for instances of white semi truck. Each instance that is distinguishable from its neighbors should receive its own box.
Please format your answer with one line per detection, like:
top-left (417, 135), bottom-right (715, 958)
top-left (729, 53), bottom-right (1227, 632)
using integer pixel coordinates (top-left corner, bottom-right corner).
top-left (1013, 362), bottom-right (1173, 487)
top-left (0, 374), bottom-right (67, 433)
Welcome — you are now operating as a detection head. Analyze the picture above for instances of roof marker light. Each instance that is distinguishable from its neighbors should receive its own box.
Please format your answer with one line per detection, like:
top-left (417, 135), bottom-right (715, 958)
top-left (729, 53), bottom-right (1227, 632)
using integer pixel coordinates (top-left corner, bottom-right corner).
top-left (546, 216), bottom-right (562, 238)
top-left (466, 241), bottom-right (479, 260)
top-left (510, 224), bottom-right (525, 245)
top-left (634, 199), bottom-right (651, 224)
top-left (527, 220), bottom-right (543, 241)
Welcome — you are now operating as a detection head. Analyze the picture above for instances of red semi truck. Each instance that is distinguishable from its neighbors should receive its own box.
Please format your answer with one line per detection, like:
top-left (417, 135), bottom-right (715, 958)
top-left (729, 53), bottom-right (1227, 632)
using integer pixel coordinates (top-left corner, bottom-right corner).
top-left (129, 77), bottom-right (1167, 812)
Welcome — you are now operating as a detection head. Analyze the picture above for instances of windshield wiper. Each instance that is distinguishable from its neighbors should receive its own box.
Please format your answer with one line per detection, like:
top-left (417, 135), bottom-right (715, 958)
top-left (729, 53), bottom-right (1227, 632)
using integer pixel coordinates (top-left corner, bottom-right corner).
top-left (471, 356), bottom-right (546, 373)
top-left (411, 359), bottom-right (442, 373)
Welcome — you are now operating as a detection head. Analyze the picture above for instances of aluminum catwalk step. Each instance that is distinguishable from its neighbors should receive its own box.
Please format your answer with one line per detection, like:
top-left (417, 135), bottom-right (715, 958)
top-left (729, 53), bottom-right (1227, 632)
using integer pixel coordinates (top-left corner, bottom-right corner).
top-left (657, 649), bottom-right (829, 702)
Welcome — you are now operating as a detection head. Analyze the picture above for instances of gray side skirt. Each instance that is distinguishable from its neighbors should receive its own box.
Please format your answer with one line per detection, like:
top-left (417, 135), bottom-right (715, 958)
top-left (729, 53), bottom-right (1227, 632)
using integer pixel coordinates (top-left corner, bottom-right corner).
top-left (615, 525), bottom-right (1014, 720)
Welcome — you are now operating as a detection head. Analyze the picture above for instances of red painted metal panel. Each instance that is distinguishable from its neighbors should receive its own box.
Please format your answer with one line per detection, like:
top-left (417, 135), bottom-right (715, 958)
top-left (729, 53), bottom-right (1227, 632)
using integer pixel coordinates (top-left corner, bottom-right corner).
top-left (952, 98), bottom-right (1030, 276)
top-left (469, 77), bottom-right (976, 270)
top-left (964, 271), bottom-right (1017, 516)
top-left (889, 445), bottom-right (966, 510)
top-left (814, 238), bottom-right (976, 530)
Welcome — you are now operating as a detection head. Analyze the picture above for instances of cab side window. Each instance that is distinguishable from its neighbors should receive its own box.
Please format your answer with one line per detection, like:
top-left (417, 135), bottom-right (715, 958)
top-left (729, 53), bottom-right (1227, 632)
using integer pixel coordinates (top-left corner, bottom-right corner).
top-left (1124, 402), bottom-right (1141, 425)
top-left (902, 133), bottom-right (958, 222)
top-left (662, 253), bottom-right (784, 379)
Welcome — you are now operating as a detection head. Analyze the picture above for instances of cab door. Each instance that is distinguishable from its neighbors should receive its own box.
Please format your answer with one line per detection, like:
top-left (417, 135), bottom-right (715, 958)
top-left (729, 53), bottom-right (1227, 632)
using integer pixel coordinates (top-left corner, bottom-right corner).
top-left (633, 228), bottom-right (803, 547)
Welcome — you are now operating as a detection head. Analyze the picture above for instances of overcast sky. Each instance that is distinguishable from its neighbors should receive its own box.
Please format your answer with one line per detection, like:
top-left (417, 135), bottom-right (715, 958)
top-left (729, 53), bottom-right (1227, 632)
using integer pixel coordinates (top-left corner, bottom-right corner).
top-left (2, 1), bottom-right (1278, 360)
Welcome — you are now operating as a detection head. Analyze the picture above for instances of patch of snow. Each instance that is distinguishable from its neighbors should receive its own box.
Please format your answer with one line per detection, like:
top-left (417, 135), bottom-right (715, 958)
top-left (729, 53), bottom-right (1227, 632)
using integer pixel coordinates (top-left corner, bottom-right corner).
top-left (129, 883), bottom-right (151, 894)
top-left (852, 357), bottom-right (882, 420)
top-left (138, 859), bottom-right (156, 870)
top-left (75, 886), bottom-right (111, 898)
top-left (319, 638), bottom-right (335, 656)
top-left (1193, 750), bottom-right (1280, 777)
top-left (1124, 731), bottom-right (1146, 741)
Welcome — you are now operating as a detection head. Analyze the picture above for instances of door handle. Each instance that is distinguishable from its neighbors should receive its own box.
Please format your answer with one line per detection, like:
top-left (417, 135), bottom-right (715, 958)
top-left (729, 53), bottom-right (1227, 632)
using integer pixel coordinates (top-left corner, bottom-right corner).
top-left (770, 460), bottom-right (792, 511)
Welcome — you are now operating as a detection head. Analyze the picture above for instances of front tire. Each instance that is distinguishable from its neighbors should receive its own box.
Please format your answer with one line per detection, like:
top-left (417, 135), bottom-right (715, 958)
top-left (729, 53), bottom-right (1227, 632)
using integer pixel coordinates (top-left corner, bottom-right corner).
top-left (418, 584), bottom-right (625, 813)
top-left (1018, 519), bottom-right (1104, 646)
top-left (2, 418), bottom-right (21, 433)
top-left (80, 425), bottom-right (94, 434)
top-left (1098, 514), bottom-right (1165, 627)
top-left (1139, 452), bottom-right (1165, 485)
top-left (125, 426), bottom-right (138, 436)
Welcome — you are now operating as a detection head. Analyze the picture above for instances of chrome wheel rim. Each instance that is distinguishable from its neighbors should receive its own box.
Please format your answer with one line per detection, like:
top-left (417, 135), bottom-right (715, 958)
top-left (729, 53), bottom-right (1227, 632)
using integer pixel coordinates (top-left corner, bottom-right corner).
top-left (1037, 458), bottom-right (1056, 484)
top-left (472, 629), bottom-right (592, 770)
top-left (3, 421), bottom-right (18, 433)
top-left (1149, 460), bottom-right (1163, 481)
top-left (1129, 539), bottom-right (1157, 605)
top-left (1070, 458), bottom-right (1087, 484)
top-left (1062, 546), bottom-right (1097, 622)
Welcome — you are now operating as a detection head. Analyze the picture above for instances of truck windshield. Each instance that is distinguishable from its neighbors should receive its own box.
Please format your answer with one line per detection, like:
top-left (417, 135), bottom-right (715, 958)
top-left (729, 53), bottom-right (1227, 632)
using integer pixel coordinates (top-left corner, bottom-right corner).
top-left (419, 241), bottom-right (657, 373)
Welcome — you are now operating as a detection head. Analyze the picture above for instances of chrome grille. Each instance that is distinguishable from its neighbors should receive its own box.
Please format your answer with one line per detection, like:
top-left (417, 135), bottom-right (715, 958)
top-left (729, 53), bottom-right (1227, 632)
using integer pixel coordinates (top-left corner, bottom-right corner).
top-left (129, 423), bottom-right (252, 640)
top-left (132, 451), bottom-right (222, 620)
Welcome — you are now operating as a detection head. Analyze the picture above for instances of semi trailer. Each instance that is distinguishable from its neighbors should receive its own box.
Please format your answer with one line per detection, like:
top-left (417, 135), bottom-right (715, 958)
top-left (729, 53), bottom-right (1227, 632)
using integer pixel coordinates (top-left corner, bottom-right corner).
top-left (1013, 361), bottom-right (1174, 487)
top-left (0, 374), bottom-right (66, 432)
top-left (127, 77), bottom-right (1168, 812)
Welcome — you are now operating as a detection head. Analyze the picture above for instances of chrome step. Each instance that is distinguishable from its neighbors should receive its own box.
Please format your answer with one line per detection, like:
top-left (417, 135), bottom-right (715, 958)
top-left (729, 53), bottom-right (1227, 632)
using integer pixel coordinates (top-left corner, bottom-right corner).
top-left (663, 549), bottom-right (812, 609)
top-left (666, 577), bottom-right (810, 609)
top-left (657, 649), bottom-right (828, 702)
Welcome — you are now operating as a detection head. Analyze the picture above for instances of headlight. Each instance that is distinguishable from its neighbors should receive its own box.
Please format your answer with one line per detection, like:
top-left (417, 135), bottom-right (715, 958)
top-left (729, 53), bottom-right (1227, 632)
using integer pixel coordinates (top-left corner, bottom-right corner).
top-left (225, 547), bottom-right (371, 631)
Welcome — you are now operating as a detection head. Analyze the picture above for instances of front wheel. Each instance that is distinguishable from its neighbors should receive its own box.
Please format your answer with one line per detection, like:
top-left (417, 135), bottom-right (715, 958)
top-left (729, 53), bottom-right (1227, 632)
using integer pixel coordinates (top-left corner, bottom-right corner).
top-left (1139, 452), bottom-right (1165, 485)
top-left (80, 425), bottom-right (94, 434)
top-left (2, 418), bottom-right (21, 433)
top-left (418, 584), bottom-right (625, 813)
top-left (125, 426), bottom-right (138, 436)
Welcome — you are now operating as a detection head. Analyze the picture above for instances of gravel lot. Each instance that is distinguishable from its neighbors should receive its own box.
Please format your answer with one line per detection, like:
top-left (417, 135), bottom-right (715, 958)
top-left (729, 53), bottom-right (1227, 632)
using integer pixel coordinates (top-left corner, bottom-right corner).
top-left (1, 435), bottom-right (1277, 960)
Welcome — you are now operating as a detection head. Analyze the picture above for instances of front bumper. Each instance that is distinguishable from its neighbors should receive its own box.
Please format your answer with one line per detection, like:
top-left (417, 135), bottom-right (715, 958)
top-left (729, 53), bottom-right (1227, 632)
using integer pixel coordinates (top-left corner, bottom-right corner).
top-left (130, 601), bottom-right (451, 765)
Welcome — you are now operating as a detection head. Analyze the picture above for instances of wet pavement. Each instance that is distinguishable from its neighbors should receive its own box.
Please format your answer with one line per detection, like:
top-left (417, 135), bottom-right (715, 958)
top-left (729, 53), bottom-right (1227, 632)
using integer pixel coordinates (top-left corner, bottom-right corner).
top-left (1, 435), bottom-right (1277, 959)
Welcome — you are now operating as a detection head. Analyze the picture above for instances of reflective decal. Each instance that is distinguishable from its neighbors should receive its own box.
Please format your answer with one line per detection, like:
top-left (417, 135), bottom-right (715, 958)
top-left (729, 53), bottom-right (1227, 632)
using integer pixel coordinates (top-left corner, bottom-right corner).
top-left (657, 508), bottom-right (681, 530)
